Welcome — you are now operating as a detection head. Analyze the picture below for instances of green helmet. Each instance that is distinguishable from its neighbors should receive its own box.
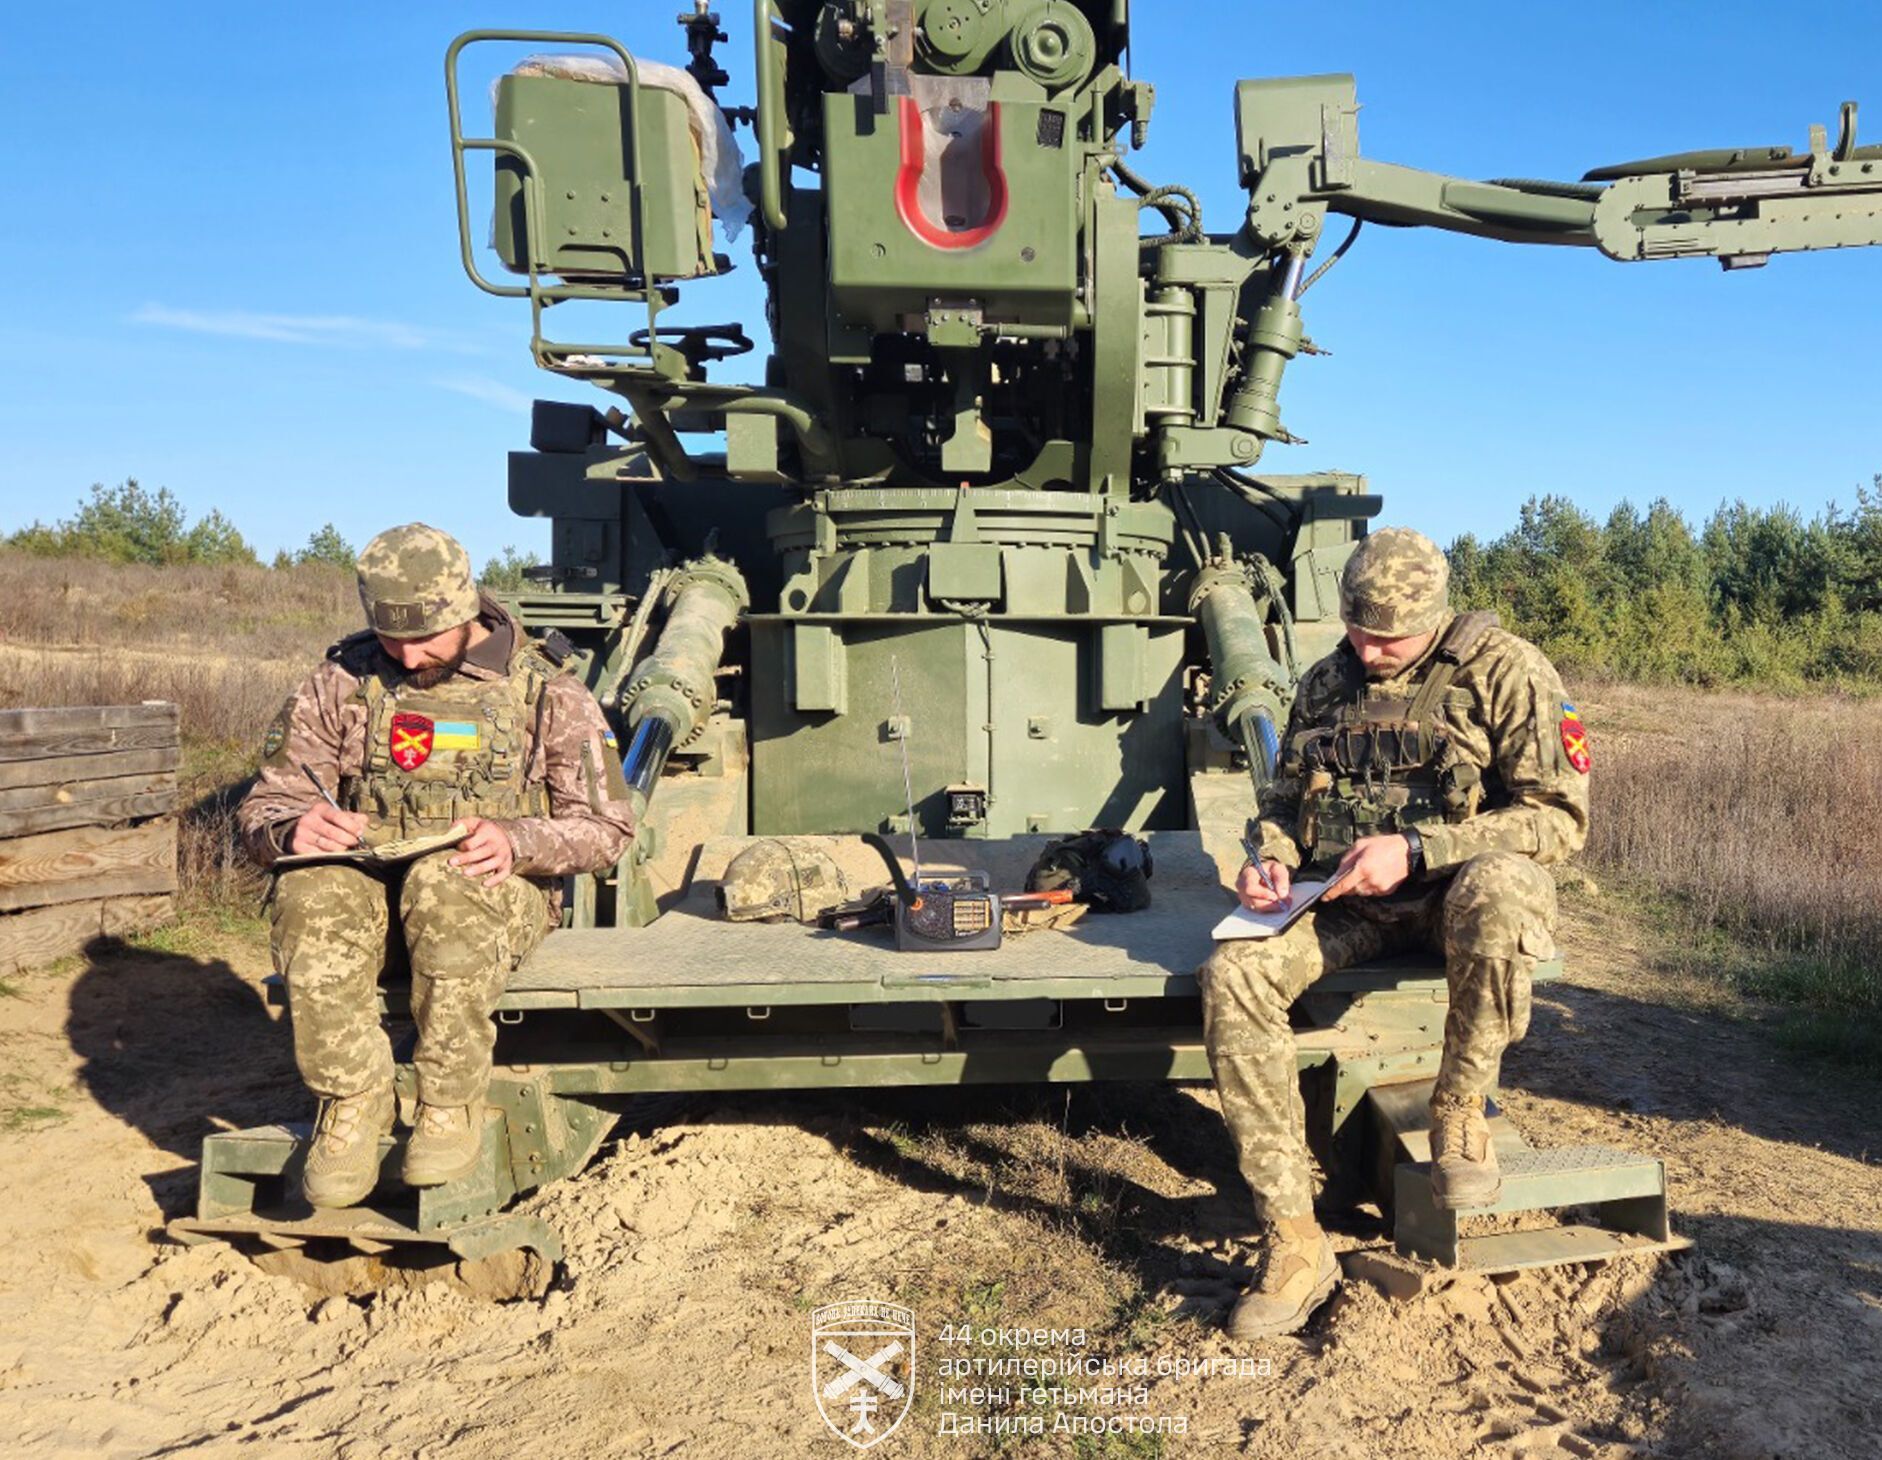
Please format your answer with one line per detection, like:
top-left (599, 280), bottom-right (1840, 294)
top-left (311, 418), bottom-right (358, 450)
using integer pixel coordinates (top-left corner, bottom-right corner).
top-left (718, 838), bottom-right (851, 923)
top-left (1338, 527), bottom-right (1450, 638)
top-left (356, 522), bottom-right (481, 639)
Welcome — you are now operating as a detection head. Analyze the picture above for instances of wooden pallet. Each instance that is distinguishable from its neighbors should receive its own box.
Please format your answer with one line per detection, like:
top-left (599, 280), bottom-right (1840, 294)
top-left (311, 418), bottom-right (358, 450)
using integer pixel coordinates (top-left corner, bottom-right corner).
top-left (0, 703), bottom-right (179, 973)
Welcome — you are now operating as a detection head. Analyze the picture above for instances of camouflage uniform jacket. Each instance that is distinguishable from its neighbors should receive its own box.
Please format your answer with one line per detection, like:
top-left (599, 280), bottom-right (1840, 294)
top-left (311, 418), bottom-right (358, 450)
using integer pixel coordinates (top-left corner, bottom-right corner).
top-left (1251, 613), bottom-right (1589, 876)
top-left (238, 599), bottom-right (635, 913)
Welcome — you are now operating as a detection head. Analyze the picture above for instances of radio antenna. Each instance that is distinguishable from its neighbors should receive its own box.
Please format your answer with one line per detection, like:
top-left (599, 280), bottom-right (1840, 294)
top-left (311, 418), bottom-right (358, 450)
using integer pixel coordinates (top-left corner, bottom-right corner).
top-left (890, 655), bottom-right (922, 889)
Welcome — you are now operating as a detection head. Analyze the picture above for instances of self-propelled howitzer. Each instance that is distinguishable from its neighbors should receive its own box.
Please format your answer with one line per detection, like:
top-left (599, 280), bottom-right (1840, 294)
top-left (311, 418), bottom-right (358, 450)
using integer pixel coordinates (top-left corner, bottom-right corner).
top-left (172, 3), bottom-right (1879, 1276)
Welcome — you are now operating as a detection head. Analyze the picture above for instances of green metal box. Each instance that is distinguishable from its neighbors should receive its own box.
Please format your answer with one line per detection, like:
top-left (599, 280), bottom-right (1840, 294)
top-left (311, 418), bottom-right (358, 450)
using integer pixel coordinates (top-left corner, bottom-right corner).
top-left (493, 72), bottom-right (713, 282)
top-left (821, 88), bottom-right (1079, 332)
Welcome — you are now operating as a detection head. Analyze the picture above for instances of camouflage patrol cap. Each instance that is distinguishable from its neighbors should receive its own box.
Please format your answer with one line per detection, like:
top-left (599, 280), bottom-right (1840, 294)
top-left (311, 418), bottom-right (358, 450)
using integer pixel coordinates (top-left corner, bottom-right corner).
top-left (1338, 527), bottom-right (1450, 638)
top-left (718, 838), bottom-right (851, 924)
top-left (356, 523), bottom-right (480, 639)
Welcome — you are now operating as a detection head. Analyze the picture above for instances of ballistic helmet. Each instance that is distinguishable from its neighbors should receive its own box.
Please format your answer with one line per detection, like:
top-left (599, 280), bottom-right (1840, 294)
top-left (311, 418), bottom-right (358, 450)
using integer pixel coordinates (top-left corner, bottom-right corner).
top-left (718, 838), bottom-right (851, 924)
top-left (356, 523), bottom-right (481, 640)
top-left (1338, 527), bottom-right (1450, 638)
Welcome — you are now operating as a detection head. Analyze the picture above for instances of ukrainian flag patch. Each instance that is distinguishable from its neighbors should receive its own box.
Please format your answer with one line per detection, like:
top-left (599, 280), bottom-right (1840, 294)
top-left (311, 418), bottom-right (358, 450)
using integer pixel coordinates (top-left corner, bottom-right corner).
top-left (431, 720), bottom-right (481, 751)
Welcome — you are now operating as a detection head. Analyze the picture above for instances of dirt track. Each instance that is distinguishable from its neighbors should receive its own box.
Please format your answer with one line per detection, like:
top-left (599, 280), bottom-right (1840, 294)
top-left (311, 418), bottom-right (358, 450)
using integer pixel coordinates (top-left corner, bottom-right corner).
top-left (1, 889), bottom-right (1878, 1459)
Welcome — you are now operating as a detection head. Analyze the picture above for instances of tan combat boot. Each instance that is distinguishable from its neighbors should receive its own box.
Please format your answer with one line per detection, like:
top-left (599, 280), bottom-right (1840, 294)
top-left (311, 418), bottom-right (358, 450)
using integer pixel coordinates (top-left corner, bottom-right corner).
top-left (402, 1103), bottom-right (484, 1187)
top-left (303, 1084), bottom-right (395, 1209)
top-left (1430, 1093), bottom-right (1502, 1210)
top-left (1226, 1216), bottom-right (1340, 1340)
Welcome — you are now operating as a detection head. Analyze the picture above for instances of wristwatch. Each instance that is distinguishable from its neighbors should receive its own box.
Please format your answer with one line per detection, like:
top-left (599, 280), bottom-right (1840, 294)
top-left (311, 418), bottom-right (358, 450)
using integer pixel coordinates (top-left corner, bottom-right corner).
top-left (1401, 826), bottom-right (1426, 878)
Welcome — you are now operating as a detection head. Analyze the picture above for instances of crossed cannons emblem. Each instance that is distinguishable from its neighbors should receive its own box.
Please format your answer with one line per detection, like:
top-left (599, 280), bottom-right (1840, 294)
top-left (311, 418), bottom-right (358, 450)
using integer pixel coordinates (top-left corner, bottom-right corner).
top-left (810, 1301), bottom-right (916, 1448)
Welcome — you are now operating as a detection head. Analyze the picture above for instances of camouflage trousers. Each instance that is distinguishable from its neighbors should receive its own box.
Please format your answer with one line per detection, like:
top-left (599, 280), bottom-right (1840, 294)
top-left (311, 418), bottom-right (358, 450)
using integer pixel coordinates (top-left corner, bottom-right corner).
top-left (270, 851), bottom-right (549, 1106)
top-left (1198, 851), bottom-right (1557, 1222)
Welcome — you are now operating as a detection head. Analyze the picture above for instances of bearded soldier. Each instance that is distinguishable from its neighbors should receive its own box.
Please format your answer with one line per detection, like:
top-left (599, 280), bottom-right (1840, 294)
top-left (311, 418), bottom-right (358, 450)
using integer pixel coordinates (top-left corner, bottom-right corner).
top-left (1201, 527), bottom-right (1590, 1339)
top-left (238, 524), bottom-right (634, 1208)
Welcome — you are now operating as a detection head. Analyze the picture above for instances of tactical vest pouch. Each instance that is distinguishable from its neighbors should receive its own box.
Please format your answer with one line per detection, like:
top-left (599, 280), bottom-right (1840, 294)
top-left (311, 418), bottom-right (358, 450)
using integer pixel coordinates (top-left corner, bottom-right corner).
top-left (345, 659), bottom-right (548, 836)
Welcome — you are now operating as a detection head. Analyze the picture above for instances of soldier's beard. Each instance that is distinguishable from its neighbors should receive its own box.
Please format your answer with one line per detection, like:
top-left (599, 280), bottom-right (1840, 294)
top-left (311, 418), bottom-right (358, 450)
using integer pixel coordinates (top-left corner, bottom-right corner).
top-left (402, 626), bottom-right (474, 689)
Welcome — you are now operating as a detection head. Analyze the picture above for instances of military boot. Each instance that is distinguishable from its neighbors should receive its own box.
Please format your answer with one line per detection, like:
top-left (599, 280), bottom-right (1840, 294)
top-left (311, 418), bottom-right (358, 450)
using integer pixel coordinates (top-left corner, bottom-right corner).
top-left (402, 1103), bottom-right (483, 1187)
top-left (1226, 1216), bottom-right (1340, 1340)
top-left (302, 1084), bottom-right (395, 1209)
top-left (1430, 1093), bottom-right (1502, 1209)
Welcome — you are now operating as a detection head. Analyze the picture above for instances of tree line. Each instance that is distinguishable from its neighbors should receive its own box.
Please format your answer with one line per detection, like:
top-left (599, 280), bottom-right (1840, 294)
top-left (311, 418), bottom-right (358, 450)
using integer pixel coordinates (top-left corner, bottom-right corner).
top-left (1447, 484), bottom-right (1882, 689)
top-left (4, 480), bottom-right (539, 589)
top-left (9, 477), bottom-right (1880, 688)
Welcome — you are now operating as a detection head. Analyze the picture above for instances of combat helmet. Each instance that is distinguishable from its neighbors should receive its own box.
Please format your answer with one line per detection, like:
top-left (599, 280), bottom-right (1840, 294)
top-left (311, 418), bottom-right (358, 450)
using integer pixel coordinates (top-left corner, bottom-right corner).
top-left (1338, 527), bottom-right (1450, 638)
top-left (718, 838), bottom-right (851, 923)
top-left (356, 523), bottom-right (481, 639)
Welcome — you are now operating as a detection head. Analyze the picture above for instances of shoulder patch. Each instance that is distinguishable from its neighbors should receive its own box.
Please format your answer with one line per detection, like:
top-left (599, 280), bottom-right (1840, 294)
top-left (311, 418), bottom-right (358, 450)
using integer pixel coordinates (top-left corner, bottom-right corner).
top-left (260, 699), bottom-right (293, 768)
top-left (1559, 703), bottom-right (1591, 774)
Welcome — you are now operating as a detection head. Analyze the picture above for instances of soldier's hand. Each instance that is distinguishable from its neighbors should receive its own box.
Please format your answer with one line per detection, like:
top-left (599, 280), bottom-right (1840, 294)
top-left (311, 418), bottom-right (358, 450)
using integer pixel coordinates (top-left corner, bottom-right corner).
top-left (1235, 859), bottom-right (1291, 912)
top-left (450, 816), bottom-right (516, 886)
top-left (1320, 834), bottom-right (1411, 902)
top-left (289, 801), bottom-right (369, 854)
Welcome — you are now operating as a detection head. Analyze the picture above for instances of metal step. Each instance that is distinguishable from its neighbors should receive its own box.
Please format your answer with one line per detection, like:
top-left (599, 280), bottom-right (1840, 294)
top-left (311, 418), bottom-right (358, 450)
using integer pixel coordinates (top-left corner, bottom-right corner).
top-left (1365, 1079), bottom-right (1691, 1272)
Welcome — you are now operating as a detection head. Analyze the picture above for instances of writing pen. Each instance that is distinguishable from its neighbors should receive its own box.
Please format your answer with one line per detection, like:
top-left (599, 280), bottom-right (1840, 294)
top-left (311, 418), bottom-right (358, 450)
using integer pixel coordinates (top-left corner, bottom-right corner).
top-left (1239, 829), bottom-right (1286, 903)
top-left (300, 764), bottom-right (363, 849)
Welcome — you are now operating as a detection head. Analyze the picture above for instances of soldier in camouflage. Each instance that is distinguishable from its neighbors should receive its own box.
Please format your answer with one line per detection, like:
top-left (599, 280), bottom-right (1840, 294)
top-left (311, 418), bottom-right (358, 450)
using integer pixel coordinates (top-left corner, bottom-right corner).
top-left (1199, 527), bottom-right (1590, 1338)
top-left (238, 524), bottom-right (635, 1208)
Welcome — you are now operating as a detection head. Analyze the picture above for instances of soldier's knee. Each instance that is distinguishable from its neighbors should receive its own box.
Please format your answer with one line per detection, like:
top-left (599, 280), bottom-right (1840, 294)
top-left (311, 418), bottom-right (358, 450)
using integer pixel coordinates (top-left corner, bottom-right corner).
top-left (1443, 852), bottom-right (1557, 960)
top-left (1199, 945), bottom-right (1295, 1041)
top-left (399, 849), bottom-right (499, 922)
top-left (273, 864), bottom-right (377, 919)
top-left (271, 865), bottom-right (386, 966)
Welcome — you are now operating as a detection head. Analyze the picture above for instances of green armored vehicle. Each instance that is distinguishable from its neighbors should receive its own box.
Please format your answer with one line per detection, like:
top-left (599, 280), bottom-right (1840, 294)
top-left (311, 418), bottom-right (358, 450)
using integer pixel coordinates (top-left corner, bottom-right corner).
top-left (175, 2), bottom-right (1881, 1274)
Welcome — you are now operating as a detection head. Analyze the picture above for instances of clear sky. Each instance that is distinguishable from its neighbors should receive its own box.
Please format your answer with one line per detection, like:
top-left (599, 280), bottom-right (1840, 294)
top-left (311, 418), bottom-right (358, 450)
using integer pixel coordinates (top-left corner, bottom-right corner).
top-left (3, 2), bottom-right (1877, 569)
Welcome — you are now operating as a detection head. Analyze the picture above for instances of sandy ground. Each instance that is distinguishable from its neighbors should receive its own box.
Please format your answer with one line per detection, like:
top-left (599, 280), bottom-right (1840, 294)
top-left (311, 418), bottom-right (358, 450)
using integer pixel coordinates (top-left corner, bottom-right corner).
top-left (1, 890), bottom-right (1878, 1459)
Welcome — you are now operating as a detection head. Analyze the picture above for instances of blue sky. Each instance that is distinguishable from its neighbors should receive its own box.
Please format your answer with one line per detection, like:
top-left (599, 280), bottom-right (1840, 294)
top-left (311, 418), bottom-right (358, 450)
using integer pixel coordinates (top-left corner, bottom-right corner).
top-left (2, 2), bottom-right (1877, 569)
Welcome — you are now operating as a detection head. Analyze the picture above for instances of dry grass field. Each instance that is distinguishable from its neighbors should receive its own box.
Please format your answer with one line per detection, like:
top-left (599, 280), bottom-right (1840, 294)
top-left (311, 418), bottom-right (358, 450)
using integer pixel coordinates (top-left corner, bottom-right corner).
top-left (1577, 680), bottom-right (1882, 1065)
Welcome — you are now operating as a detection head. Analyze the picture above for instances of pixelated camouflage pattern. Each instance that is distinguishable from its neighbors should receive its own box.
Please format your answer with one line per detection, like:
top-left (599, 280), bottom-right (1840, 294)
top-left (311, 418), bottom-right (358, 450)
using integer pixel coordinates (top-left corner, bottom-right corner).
top-left (270, 851), bottom-right (549, 1105)
top-left (238, 599), bottom-right (635, 924)
top-left (355, 522), bottom-right (481, 639)
top-left (718, 838), bottom-right (850, 922)
top-left (1200, 850), bottom-right (1557, 1220)
top-left (1250, 617), bottom-right (1589, 875)
top-left (1337, 526), bottom-right (1451, 637)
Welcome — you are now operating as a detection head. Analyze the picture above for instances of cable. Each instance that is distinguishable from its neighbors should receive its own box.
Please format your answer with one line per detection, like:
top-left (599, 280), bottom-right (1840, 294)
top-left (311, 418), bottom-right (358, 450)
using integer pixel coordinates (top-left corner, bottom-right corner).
top-left (1296, 219), bottom-right (1363, 297)
top-left (1110, 158), bottom-right (1204, 242)
top-left (1211, 468), bottom-right (1295, 531)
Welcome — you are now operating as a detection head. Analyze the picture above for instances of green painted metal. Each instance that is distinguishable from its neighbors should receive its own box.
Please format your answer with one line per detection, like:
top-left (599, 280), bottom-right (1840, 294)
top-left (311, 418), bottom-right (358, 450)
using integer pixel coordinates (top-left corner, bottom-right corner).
top-left (178, 7), bottom-right (1882, 1267)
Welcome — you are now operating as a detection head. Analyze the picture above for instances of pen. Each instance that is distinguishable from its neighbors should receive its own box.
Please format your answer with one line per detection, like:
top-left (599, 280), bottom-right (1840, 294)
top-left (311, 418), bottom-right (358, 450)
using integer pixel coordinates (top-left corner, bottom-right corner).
top-left (300, 764), bottom-right (363, 849)
top-left (1239, 830), bottom-right (1285, 902)
top-left (301, 763), bottom-right (343, 812)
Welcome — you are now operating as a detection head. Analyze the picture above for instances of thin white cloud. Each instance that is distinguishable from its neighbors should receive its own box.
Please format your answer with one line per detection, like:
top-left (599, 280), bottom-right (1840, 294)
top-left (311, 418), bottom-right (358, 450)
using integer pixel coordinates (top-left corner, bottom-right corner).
top-left (431, 375), bottom-right (534, 413)
top-left (131, 303), bottom-right (438, 351)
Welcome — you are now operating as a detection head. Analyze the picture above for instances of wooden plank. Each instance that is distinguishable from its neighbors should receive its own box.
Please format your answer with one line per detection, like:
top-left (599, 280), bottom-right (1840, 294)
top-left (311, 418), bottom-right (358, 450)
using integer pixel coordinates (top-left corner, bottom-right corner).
top-left (0, 703), bottom-right (179, 761)
top-left (0, 704), bottom-right (177, 735)
top-left (0, 820), bottom-right (177, 913)
top-left (0, 720), bottom-right (180, 763)
top-left (0, 894), bottom-right (175, 975)
top-left (0, 791), bottom-right (179, 840)
top-left (0, 769), bottom-right (177, 813)
top-left (0, 745), bottom-right (182, 792)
